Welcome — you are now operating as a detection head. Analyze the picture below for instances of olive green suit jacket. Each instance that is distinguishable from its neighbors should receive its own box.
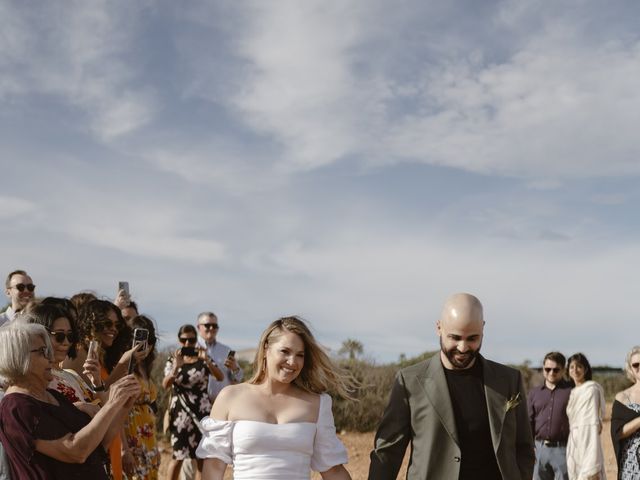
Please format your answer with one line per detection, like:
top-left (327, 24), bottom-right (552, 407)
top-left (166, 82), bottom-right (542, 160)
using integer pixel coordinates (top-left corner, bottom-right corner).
top-left (368, 355), bottom-right (535, 480)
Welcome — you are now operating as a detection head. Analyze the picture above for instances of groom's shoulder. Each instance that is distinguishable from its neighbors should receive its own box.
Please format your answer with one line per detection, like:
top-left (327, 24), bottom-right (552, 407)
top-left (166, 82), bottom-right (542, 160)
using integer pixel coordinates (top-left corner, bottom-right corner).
top-left (482, 357), bottom-right (521, 378)
top-left (399, 355), bottom-right (437, 378)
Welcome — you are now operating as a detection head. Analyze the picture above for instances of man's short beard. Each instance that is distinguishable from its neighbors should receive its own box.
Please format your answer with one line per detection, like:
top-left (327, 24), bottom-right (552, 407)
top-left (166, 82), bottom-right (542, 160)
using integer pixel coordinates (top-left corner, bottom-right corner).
top-left (440, 338), bottom-right (480, 369)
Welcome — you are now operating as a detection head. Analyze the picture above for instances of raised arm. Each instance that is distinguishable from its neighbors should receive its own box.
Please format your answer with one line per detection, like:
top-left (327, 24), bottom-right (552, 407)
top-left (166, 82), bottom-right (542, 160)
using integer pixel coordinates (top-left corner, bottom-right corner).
top-left (35, 375), bottom-right (140, 463)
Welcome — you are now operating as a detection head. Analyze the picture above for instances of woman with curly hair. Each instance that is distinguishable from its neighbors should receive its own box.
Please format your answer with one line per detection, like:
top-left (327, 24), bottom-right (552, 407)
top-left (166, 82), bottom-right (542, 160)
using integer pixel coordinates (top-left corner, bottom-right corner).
top-left (121, 315), bottom-right (160, 480)
top-left (63, 299), bottom-right (142, 480)
top-left (198, 316), bottom-right (356, 480)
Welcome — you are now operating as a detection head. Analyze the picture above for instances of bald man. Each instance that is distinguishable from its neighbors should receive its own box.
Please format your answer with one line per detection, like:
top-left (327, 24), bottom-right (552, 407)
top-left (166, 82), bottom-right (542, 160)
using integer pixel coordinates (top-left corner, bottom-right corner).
top-left (369, 293), bottom-right (535, 480)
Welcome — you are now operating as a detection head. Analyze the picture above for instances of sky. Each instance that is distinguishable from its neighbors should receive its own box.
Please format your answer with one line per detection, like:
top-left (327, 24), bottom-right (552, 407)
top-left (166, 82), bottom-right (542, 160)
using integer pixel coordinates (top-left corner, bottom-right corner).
top-left (1, 0), bottom-right (639, 367)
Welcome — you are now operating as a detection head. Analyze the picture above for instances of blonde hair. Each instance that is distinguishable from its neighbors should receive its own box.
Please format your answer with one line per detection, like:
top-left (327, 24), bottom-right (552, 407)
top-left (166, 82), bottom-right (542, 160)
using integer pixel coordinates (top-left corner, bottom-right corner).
top-left (624, 345), bottom-right (640, 382)
top-left (249, 316), bottom-right (356, 399)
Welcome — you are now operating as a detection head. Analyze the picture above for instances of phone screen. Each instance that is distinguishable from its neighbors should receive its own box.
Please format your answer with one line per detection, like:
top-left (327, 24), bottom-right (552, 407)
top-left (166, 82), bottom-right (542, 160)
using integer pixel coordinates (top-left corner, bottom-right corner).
top-left (180, 346), bottom-right (197, 357)
top-left (87, 340), bottom-right (99, 361)
top-left (127, 328), bottom-right (149, 374)
top-left (227, 350), bottom-right (236, 358)
top-left (118, 281), bottom-right (130, 295)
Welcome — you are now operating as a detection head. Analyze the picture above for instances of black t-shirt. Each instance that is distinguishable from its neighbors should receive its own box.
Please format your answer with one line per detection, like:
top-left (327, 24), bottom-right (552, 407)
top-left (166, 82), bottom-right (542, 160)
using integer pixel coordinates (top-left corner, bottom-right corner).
top-left (443, 360), bottom-right (502, 480)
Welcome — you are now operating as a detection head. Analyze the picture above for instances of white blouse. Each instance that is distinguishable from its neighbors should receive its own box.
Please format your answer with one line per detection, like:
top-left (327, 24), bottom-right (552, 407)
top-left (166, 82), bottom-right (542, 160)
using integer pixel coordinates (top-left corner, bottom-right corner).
top-left (196, 393), bottom-right (348, 479)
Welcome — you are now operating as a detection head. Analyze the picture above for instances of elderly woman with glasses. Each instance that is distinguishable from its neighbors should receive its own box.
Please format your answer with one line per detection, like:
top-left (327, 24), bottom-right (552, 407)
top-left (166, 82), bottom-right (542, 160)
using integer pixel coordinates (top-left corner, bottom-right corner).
top-left (0, 322), bottom-right (140, 480)
top-left (611, 346), bottom-right (640, 479)
top-left (163, 324), bottom-right (223, 480)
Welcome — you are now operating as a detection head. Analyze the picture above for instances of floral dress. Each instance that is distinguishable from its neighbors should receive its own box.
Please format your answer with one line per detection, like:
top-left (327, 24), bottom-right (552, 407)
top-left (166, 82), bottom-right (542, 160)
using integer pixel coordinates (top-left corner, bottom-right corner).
top-left (124, 376), bottom-right (160, 480)
top-left (49, 368), bottom-right (96, 403)
top-left (164, 357), bottom-right (211, 460)
top-left (620, 403), bottom-right (640, 479)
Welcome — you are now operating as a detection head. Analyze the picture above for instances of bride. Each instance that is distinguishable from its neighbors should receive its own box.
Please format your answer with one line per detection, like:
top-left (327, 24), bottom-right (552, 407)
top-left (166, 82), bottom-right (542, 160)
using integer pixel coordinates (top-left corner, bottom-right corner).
top-left (197, 316), bottom-right (354, 480)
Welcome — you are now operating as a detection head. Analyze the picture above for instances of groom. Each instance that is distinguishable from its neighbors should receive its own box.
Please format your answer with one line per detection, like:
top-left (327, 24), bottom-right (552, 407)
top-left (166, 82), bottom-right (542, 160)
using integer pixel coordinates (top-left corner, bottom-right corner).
top-left (368, 293), bottom-right (535, 479)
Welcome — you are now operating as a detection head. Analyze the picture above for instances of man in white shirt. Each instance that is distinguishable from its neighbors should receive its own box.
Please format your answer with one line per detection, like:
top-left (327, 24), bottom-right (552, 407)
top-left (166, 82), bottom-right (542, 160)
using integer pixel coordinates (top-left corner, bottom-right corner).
top-left (0, 270), bottom-right (35, 327)
top-left (197, 311), bottom-right (243, 401)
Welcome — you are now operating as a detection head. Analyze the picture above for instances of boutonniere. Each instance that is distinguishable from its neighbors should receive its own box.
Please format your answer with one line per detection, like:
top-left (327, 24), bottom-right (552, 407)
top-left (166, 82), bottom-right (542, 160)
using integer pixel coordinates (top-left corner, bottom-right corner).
top-left (505, 392), bottom-right (521, 412)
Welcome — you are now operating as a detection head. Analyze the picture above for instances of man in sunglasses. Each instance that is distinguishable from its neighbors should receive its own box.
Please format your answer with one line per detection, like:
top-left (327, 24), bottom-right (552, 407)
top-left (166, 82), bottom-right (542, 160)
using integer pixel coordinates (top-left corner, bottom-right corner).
top-left (197, 311), bottom-right (243, 401)
top-left (527, 351), bottom-right (572, 480)
top-left (0, 269), bottom-right (35, 327)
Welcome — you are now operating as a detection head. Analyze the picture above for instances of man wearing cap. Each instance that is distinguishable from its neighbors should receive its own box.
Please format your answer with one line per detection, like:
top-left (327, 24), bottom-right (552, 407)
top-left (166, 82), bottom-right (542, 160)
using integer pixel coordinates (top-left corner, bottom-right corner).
top-left (0, 270), bottom-right (35, 327)
top-left (528, 351), bottom-right (572, 480)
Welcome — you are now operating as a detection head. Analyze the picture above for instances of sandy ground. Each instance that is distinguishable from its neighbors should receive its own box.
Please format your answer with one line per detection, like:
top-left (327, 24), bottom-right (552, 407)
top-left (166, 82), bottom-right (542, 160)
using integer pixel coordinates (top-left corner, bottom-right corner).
top-left (160, 403), bottom-right (618, 479)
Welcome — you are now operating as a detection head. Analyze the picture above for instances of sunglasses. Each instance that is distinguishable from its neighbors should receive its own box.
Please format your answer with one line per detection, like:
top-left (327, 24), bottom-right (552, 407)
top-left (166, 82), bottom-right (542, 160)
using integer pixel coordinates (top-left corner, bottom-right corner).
top-left (199, 323), bottom-right (219, 330)
top-left (49, 330), bottom-right (77, 344)
top-left (30, 346), bottom-right (51, 358)
top-left (632, 362), bottom-right (640, 370)
top-left (99, 320), bottom-right (118, 330)
top-left (11, 283), bottom-right (35, 293)
top-left (544, 367), bottom-right (561, 373)
top-left (179, 337), bottom-right (197, 344)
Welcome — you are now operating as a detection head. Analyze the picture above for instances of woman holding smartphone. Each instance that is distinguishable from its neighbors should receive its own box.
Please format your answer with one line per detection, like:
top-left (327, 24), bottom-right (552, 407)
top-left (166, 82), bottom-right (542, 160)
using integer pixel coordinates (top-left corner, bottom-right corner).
top-left (121, 315), bottom-right (160, 480)
top-left (163, 324), bottom-right (223, 480)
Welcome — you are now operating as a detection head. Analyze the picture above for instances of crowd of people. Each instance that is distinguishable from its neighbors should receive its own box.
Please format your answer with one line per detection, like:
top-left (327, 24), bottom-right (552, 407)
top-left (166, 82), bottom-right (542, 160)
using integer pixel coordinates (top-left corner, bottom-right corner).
top-left (0, 269), bottom-right (356, 480)
top-left (1, 270), bottom-right (640, 480)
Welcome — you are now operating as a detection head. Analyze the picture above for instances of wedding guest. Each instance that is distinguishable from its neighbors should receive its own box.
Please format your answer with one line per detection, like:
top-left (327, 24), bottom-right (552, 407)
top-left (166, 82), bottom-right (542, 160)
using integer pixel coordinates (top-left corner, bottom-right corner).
top-left (122, 315), bottom-right (160, 480)
top-left (163, 325), bottom-right (223, 480)
top-left (0, 270), bottom-right (35, 326)
top-left (566, 353), bottom-right (606, 480)
top-left (22, 303), bottom-right (98, 405)
top-left (198, 316), bottom-right (354, 480)
top-left (611, 346), bottom-right (640, 479)
top-left (0, 322), bottom-right (140, 479)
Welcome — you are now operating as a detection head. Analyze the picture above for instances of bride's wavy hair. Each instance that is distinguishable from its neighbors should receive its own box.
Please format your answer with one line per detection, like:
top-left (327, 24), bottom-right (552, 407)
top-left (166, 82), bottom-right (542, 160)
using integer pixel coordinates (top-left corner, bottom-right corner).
top-left (248, 316), bottom-right (356, 399)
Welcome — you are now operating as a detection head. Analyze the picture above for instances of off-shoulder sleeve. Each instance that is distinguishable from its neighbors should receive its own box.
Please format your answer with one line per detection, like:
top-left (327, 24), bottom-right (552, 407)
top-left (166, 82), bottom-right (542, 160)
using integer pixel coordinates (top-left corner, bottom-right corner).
top-left (311, 393), bottom-right (348, 472)
top-left (196, 417), bottom-right (233, 464)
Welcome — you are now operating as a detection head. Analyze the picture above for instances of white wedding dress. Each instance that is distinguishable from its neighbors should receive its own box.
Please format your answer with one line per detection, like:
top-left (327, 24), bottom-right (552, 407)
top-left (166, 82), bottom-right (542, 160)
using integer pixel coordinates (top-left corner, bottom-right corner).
top-left (196, 393), bottom-right (348, 479)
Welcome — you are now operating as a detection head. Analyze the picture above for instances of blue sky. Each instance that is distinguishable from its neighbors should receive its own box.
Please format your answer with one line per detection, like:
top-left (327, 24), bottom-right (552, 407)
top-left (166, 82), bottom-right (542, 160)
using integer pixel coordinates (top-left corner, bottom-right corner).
top-left (2, 0), bottom-right (639, 366)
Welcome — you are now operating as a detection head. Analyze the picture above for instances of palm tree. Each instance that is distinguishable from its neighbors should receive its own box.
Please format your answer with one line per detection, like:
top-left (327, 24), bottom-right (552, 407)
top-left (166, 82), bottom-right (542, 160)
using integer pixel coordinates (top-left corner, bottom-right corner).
top-left (338, 338), bottom-right (363, 360)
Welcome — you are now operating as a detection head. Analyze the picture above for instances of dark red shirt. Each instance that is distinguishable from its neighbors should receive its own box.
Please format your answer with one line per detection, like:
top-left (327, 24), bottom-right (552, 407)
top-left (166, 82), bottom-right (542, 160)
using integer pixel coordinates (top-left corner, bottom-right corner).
top-left (527, 380), bottom-right (572, 442)
top-left (0, 389), bottom-right (110, 480)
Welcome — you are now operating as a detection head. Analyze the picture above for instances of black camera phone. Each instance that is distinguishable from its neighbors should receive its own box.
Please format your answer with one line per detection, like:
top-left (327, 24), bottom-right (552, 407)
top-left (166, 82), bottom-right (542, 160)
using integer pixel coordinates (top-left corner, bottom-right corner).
top-left (127, 328), bottom-right (149, 374)
top-left (180, 346), bottom-right (197, 357)
top-left (227, 350), bottom-right (236, 359)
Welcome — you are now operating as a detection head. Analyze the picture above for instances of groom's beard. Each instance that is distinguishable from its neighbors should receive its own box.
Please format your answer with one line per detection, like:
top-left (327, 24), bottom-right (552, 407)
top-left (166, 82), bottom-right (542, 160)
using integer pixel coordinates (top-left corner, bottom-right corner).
top-left (440, 338), bottom-right (481, 369)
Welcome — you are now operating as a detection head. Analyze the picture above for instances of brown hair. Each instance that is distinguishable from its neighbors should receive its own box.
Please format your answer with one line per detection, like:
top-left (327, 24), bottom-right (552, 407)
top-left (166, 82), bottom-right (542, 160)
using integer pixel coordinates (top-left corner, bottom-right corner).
top-left (5, 270), bottom-right (28, 289)
top-left (248, 316), bottom-right (356, 399)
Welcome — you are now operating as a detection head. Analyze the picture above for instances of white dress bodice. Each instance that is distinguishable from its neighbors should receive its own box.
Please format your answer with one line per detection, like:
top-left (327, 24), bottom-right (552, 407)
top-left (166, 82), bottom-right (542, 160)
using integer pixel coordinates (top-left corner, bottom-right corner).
top-left (196, 393), bottom-right (348, 479)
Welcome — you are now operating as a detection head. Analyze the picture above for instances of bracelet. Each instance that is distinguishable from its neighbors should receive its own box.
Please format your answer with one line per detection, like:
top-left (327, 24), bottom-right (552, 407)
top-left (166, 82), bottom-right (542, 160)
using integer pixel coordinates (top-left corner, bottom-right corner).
top-left (93, 382), bottom-right (106, 392)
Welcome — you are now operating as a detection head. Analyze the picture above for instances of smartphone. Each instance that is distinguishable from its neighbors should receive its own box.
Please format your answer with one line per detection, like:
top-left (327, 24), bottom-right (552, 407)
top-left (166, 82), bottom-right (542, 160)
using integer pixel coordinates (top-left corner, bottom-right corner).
top-left (227, 350), bottom-right (236, 359)
top-left (127, 328), bottom-right (149, 374)
top-left (87, 340), bottom-right (99, 361)
top-left (180, 346), bottom-right (197, 357)
top-left (118, 281), bottom-right (130, 295)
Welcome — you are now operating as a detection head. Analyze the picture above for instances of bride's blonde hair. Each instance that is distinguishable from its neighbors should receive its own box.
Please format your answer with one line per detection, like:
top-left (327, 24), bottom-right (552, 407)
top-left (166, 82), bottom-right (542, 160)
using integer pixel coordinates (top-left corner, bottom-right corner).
top-left (248, 316), bottom-right (356, 399)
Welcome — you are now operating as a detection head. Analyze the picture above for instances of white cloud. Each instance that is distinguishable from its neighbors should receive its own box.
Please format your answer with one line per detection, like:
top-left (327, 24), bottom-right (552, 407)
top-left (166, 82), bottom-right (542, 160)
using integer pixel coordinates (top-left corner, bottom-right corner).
top-left (0, 1), bottom-right (155, 140)
top-left (69, 224), bottom-right (226, 263)
top-left (186, 1), bottom-right (640, 180)
top-left (0, 196), bottom-right (36, 219)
